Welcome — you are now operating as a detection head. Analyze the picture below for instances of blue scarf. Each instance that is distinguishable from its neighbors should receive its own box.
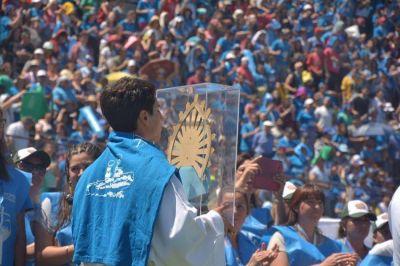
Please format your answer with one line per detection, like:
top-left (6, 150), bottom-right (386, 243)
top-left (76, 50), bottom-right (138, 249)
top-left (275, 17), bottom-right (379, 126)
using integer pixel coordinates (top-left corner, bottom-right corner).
top-left (262, 226), bottom-right (344, 266)
top-left (360, 254), bottom-right (393, 266)
top-left (72, 131), bottom-right (176, 266)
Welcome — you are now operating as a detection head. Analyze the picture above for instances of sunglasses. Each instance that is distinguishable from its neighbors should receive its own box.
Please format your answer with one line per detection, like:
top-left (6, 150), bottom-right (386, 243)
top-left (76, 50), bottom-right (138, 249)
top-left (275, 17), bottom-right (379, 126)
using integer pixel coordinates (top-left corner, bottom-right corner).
top-left (349, 216), bottom-right (370, 224)
top-left (21, 161), bottom-right (47, 172)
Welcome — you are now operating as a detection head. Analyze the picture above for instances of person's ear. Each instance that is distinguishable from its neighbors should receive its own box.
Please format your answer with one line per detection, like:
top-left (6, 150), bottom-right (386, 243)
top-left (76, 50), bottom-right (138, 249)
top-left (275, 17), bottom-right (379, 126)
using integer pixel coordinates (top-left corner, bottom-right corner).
top-left (138, 110), bottom-right (152, 130)
top-left (139, 110), bottom-right (149, 122)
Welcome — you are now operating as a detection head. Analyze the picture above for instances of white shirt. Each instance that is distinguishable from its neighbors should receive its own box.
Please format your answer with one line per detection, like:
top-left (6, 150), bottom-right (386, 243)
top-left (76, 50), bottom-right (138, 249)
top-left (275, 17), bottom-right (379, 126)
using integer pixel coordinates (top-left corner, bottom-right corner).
top-left (6, 121), bottom-right (30, 151)
top-left (389, 186), bottom-right (400, 266)
top-left (314, 105), bottom-right (333, 131)
top-left (83, 175), bottom-right (225, 266)
top-left (369, 240), bottom-right (393, 257)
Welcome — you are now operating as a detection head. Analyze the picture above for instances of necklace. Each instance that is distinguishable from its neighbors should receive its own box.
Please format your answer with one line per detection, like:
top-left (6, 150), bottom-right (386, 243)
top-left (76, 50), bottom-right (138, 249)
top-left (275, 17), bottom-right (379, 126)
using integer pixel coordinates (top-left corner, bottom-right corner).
top-left (294, 224), bottom-right (318, 245)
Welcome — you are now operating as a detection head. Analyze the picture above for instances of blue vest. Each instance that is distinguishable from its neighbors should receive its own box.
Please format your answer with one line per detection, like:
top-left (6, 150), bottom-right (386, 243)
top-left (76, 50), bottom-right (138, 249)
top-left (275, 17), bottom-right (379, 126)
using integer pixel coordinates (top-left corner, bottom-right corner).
top-left (262, 226), bottom-right (343, 266)
top-left (56, 224), bottom-right (73, 246)
top-left (240, 208), bottom-right (271, 246)
top-left (360, 254), bottom-right (393, 266)
top-left (225, 232), bottom-right (258, 266)
top-left (72, 131), bottom-right (175, 266)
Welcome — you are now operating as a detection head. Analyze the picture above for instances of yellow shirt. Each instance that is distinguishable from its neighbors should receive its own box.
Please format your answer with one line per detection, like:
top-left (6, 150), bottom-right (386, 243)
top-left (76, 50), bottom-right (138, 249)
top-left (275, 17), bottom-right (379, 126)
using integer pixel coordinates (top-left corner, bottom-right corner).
top-left (341, 75), bottom-right (354, 103)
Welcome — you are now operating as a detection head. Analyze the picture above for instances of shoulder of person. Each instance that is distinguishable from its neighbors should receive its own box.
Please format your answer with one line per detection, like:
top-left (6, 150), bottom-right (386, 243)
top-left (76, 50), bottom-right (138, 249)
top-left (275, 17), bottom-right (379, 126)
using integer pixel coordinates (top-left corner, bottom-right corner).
top-left (369, 240), bottom-right (393, 257)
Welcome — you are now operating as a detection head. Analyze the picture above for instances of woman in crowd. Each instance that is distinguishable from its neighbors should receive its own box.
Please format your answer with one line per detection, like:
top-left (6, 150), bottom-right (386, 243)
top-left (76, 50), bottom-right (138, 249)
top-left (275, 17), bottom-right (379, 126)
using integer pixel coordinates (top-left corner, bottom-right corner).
top-left (264, 183), bottom-right (358, 266)
top-left (219, 188), bottom-right (279, 266)
top-left (0, 108), bottom-right (32, 265)
top-left (35, 142), bottom-right (102, 265)
top-left (337, 199), bottom-right (377, 260)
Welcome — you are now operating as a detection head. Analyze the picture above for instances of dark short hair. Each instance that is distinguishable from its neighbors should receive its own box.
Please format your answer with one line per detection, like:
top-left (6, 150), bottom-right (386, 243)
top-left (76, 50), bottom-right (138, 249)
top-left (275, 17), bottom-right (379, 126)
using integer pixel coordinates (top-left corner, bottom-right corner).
top-left (286, 183), bottom-right (325, 225)
top-left (100, 78), bottom-right (156, 132)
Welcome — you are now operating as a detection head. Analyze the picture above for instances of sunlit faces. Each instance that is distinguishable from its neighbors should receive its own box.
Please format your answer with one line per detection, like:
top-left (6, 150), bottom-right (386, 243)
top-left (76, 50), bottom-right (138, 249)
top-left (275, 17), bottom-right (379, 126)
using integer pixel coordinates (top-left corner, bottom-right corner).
top-left (298, 197), bottom-right (324, 222)
top-left (20, 156), bottom-right (47, 187)
top-left (220, 191), bottom-right (249, 232)
top-left (68, 152), bottom-right (94, 189)
top-left (235, 159), bottom-right (251, 179)
top-left (345, 216), bottom-right (371, 240)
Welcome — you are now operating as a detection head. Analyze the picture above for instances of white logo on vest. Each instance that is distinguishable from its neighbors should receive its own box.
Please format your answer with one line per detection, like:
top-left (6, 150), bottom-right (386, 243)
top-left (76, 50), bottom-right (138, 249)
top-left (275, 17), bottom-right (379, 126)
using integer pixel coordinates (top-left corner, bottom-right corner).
top-left (86, 157), bottom-right (134, 199)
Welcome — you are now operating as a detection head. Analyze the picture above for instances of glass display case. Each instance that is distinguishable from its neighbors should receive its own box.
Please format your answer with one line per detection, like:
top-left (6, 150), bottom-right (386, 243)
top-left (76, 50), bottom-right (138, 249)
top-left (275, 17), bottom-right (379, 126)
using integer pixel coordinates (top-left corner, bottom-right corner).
top-left (157, 83), bottom-right (240, 224)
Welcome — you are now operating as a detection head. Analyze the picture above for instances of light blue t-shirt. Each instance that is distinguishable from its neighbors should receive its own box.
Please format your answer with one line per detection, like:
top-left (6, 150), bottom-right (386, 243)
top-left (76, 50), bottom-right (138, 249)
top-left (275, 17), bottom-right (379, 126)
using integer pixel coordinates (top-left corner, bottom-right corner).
top-left (52, 86), bottom-right (77, 112)
top-left (1, 166), bottom-right (32, 266)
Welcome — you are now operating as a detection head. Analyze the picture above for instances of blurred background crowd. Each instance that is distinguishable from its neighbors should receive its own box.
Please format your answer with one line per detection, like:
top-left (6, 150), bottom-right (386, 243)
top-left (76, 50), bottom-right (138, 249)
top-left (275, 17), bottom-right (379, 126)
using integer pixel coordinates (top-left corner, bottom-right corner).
top-left (0, 0), bottom-right (400, 218)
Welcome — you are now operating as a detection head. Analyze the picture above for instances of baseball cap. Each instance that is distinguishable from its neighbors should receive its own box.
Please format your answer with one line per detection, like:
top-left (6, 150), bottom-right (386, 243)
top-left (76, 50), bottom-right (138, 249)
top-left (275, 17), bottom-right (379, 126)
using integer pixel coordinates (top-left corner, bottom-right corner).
top-left (282, 181), bottom-right (297, 200)
top-left (233, 9), bottom-right (244, 20)
top-left (226, 52), bottom-right (236, 60)
top-left (263, 120), bottom-right (274, 127)
top-left (37, 69), bottom-right (47, 77)
top-left (34, 48), bottom-right (44, 55)
top-left (43, 41), bottom-right (54, 50)
top-left (304, 98), bottom-right (314, 106)
top-left (303, 4), bottom-right (312, 11)
top-left (13, 147), bottom-right (51, 167)
top-left (338, 144), bottom-right (349, 153)
top-left (351, 154), bottom-right (364, 166)
top-left (58, 75), bottom-right (70, 83)
top-left (374, 212), bottom-right (388, 230)
top-left (341, 200), bottom-right (376, 220)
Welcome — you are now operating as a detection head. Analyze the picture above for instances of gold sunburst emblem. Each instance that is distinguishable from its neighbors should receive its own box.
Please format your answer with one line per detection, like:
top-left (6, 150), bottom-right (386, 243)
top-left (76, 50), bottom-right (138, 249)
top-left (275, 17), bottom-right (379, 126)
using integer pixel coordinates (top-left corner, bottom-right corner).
top-left (167, 94), bottom-right (215, 179)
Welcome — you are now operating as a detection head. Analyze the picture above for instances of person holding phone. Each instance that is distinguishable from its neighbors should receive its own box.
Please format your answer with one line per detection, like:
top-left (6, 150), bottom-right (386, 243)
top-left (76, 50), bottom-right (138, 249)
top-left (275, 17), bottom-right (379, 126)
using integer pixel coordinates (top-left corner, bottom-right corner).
top-left (263, 183), bottom-right (358, 266)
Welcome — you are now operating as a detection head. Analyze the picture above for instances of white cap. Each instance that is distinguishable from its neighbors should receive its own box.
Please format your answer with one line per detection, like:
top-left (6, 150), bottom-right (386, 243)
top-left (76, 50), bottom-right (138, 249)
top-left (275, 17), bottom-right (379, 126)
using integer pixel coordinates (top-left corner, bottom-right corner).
top-left (374, 212), bottom-right (389, 230)
top-left (37, 69), bottom-right (47, 77)
top-left (226, 52), bottom-right (236, 60)
top-left (34, 48), bottom-right (44, 55)
top-left (32, 0), bottom-right (42, 3)
top-left (13, 147), bottom-right (50, 166)
top-left (175, 16), bottom-right (184, 23)
top-left (233, 9), bottom-right (244, 20)
top-left (338, 144), bottom-right (349, 153)
top-left (43, 41), bottom-right (54, 50)
top-left (263, 120), bottom-right (274, 127)
top-left (128, 59), bottom-right (136, 67)
top-left (304, 98), bottom-right (314, 106)
top-left (282, 182), bottom-right (297, 200)
top-left (58, 75), bottom-right (70, 82)
top-left (341, 200), bottom-right (376, 220)
top-left (303, 4), bottom-right (312, 11)
top-left (351, 154), bottom-right (364, 166)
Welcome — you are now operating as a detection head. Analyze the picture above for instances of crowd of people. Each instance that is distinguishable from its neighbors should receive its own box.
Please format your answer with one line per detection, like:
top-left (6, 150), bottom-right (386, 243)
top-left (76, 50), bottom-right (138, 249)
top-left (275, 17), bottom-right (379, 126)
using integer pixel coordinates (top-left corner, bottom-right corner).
top-left (1, 0), bottom-right (400, 265)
